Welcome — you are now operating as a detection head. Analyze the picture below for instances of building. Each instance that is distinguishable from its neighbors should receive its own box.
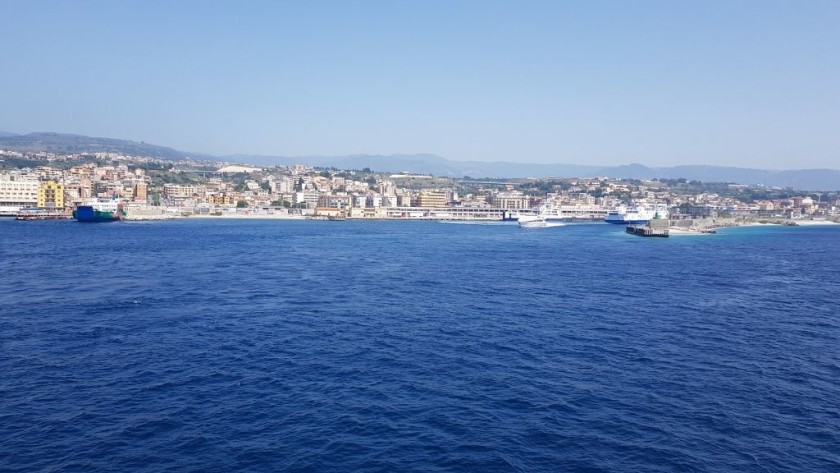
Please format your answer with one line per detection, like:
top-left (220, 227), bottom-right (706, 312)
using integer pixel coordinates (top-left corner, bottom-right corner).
top-left (273, 177), bottom-right (293, 193)
top-left (0, 174), bottom-right (39, 215)
top-left (396, 194), bottom-right (413, 207)
top-left (417, 190), bottom-right (449, 207)
top-left (207, 193), bottom-right (233, 205)
top-left (489, 191), bottom-right (530, 210)
top-left (313, 207), bottom-right (345, 217)
top-left (163, 184), bottom-right (203, 200)
top-left (38, 181), bottom-right (65, 209)
top-left (134, 182), bottom-right (148, 202)
top-left (294, 191), bottom-right (321, 209)
top-left (291, 164), bottom-right (313, 175)
top-left (318, 194), bottom-right (352, 209)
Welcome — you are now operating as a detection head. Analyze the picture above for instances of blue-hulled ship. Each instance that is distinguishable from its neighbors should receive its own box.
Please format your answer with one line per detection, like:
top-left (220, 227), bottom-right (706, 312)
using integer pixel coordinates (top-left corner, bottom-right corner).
top-left (73, 200), bottom-right (124, 222)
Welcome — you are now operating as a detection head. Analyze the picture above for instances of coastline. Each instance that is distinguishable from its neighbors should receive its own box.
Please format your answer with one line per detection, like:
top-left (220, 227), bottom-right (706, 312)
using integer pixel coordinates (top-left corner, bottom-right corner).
top-left (793, 219), bottom-right (840, 226)
top-left (669, 216), bottom-right (840, 235)
top-left (726, 219), bottom-right (839, 228)
top-left (185, 213), bottom-right (307, 220)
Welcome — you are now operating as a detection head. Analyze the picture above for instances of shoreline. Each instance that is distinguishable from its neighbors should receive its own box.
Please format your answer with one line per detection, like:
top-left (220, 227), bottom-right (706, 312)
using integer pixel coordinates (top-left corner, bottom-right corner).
top-left (668, 216), bottom-right (840, 235)
top-left (8, 212), bottom-right (840, 227)
top-left (793, 219), bottom-right (840, 226)
top-left (687, 217), bottom-right (840, 231)
top-left (185, 213), bottom-right (307, 220)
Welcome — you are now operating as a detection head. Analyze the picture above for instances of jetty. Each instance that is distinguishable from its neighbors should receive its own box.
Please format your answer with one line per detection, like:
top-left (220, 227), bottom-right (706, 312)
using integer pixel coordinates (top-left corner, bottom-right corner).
top-left (626, 215), bottom-right (670, 237)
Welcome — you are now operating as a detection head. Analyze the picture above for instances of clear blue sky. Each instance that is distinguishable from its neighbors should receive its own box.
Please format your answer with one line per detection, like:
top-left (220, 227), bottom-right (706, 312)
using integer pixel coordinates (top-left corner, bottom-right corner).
top-left (1, 0), bottom-right (838, 168)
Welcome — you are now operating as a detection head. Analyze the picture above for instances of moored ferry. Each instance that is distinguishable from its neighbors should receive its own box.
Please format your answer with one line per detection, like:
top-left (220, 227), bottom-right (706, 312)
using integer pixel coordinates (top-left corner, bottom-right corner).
top-left (605, 204), bottom-right (669, 224)
top-left (511, 201), bottom-right (607, 223)
top-left (73, 199), bottom-right (124, 222)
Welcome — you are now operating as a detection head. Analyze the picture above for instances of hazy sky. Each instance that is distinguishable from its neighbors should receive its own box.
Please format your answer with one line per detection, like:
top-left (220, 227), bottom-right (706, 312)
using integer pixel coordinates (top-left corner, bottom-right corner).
top-left (1, 0), bottom-right (838, 168)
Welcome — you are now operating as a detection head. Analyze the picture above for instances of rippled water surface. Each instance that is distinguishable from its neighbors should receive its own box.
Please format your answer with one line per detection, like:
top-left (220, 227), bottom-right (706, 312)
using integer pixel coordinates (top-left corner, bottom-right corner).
top-left (2, 219), bottom-right (839, 472)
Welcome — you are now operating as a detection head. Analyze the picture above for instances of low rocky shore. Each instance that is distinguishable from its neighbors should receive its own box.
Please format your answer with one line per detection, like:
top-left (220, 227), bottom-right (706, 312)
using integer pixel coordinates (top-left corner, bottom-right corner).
top-left (672, 216), bottom-right (840, 232)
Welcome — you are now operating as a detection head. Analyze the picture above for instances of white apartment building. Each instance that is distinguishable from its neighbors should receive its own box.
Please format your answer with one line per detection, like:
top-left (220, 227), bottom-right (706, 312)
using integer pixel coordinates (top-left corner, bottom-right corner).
top-left (294, 191), bottom-right (320, 208)
top-left (163, 184), bottom-right (204, 200)
top-left (489, 191), bottom-right (530, 210)
top-left (274, 177), bottom-right (293, 193)
top-left (0, 173), bottom-right (40, 215)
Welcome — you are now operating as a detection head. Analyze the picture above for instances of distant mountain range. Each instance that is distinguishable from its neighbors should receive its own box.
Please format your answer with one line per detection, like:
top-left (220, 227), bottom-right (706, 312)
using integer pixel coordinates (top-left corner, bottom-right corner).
top-left (0, 132), bottom-right (213, 160)
top-left (2, 132), bottom-right (839, 190)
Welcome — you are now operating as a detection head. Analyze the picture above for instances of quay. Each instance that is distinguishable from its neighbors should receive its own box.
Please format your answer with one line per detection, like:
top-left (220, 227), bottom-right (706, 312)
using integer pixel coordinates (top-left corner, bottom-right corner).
top-left (626, 217), bottom-right (670, 237)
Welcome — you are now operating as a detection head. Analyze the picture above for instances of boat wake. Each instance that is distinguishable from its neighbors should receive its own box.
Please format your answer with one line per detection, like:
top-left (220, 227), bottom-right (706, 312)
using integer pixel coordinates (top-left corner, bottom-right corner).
top-left (519, 221), bottom-right (566, 229)
top-left (437, 221), bottom-right (515, 225)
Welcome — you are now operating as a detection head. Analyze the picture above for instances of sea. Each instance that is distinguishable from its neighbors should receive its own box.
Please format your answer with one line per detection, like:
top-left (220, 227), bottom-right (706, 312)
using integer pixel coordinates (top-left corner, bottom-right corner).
top-left (1, 219), bottom-right (839, 472)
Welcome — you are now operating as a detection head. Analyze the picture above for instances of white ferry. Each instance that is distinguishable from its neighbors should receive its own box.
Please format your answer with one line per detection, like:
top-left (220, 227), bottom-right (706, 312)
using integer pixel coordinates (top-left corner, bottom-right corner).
top-left (511, 201), bottom-right (606, 224)
top-left (604, 204), bottom-right (669, 224)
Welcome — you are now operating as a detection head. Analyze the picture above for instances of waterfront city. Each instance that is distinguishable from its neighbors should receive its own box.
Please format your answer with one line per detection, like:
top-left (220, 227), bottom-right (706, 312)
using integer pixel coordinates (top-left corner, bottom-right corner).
top-left (2, 148), bottom-right (839, 227)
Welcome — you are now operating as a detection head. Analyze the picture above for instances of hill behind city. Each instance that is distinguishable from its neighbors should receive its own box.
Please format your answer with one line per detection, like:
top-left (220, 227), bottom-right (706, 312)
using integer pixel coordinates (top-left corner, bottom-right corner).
top-left (2, 132), bottom-right (840, 190)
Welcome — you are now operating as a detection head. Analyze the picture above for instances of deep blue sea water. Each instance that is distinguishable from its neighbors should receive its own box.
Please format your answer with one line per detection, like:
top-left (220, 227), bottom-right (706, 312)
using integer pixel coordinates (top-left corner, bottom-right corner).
top-left (1, 219), bottom-right (839, 472)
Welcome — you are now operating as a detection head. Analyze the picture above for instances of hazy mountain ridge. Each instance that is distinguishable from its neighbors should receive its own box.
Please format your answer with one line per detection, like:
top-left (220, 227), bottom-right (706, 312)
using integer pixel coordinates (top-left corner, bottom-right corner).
top-left (236, 154), bottom-right (840, 191)
top-left (247, 156), bottom-right (840, 190)
top-left (0, 132), bottom-right (214, 160)
top-left (2, 132), bottom-right (839, 190)
top-left (589, 164), bottom-right (840, 191)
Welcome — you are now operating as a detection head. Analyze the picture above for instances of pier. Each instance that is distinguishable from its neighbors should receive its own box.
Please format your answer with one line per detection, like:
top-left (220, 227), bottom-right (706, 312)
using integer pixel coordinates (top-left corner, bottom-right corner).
top-left (626, 218), bottom-right (670, 237)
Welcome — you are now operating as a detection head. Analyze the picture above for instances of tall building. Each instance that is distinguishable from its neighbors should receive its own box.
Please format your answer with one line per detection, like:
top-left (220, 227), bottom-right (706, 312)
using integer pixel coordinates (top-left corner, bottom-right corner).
top-left (38, 181), bottom-right (65, 209)
top-left (134, 182), bottom-right (148, 202)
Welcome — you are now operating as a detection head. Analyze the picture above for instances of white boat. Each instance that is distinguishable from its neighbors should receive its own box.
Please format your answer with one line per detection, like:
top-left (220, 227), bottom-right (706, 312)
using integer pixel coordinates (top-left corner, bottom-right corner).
top-left (511, 204), bottom-right (561, 225)
top-left (518, 215), bottom-right (548, 228)
top-left (605, 204), bottom-right (669, 224)
top-left (518, 215), bottom-right (567, 228)
top-left (512, 200), bottom-right (607, 224)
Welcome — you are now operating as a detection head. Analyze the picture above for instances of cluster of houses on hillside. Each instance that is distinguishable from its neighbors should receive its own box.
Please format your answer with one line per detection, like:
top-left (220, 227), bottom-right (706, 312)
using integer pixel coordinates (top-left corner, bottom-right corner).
top-left (1, 149), bottom-right (838, 220)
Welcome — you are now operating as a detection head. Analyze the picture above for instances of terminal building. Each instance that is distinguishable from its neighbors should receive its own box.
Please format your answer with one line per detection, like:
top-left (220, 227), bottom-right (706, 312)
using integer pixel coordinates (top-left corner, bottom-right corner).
top-left (0, 174), bottom-right (39, 215)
